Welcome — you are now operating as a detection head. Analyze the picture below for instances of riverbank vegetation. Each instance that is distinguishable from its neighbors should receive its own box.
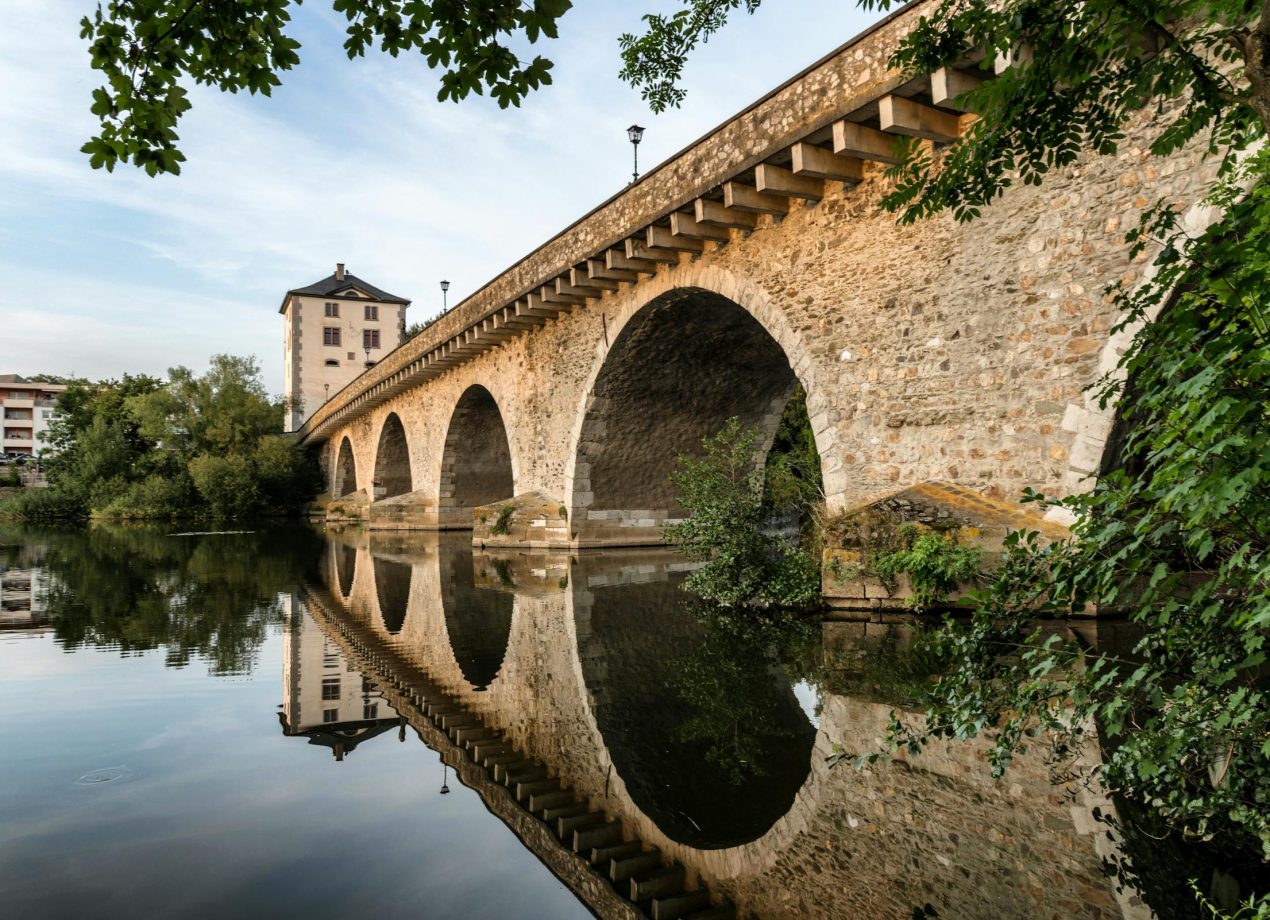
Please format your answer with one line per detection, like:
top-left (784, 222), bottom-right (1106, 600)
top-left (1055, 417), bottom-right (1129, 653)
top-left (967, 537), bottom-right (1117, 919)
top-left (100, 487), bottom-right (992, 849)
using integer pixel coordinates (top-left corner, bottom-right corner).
top-left (0, 356), bottom-right (318, 523)
top-left (1, 524), bottom-right (320, 673)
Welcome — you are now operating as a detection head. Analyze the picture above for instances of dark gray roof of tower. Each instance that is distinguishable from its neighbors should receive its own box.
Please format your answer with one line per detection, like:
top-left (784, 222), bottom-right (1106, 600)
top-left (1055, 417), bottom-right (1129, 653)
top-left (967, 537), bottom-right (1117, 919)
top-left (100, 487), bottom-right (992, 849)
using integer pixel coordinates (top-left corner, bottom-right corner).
top-left (279, 271), bottom-right (411, 313)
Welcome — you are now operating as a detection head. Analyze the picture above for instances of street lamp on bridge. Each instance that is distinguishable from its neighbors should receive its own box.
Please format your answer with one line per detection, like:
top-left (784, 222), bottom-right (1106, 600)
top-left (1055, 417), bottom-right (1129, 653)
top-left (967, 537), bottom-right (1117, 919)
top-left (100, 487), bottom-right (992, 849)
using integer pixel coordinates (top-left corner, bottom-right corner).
top-left (440, 279), bottom-right (450, 316)
top-left (627, 124), bottom-right (644, 184)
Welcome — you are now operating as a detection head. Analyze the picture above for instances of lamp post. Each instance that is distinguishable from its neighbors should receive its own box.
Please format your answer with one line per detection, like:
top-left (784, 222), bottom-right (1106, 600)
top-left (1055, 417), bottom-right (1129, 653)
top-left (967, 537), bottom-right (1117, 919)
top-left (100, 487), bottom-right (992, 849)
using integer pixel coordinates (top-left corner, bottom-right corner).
top-left (627, 124), bottom-right (644, 184)
top-left (440, 279), bottom-right (450, 316)
top-left (364, 345), bottom-right (373, 369)
top-left (440, 761), bottom-right (451, 795)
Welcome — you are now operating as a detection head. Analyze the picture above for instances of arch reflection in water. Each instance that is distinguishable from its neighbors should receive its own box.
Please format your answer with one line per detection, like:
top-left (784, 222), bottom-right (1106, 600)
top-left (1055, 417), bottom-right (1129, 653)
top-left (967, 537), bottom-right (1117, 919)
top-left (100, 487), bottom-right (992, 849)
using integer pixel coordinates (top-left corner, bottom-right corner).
top-left (439, 536), bottom-right (512, 691)
top-left (373, 557), bottom-right (412, 634)
top-left (334, 543), bottom-right (357, 598)
top-left (575, 576), bottom-right (815, 848)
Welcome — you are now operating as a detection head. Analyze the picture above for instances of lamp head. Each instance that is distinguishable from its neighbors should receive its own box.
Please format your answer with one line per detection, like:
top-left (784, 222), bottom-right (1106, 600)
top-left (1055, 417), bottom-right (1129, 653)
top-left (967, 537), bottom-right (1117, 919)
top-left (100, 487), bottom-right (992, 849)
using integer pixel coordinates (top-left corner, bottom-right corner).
top-left (627, 124), bottom-right (645, 146)
top-left (440, 280), bottom-right (450, 293)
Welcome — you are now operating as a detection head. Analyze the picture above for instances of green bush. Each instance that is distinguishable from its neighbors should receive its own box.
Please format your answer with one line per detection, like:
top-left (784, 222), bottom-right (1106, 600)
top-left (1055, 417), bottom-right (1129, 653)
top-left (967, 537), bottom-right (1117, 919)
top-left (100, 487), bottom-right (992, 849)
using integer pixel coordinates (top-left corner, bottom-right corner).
top-left (97, 473), bottom-right (195, 520)
top-left (667, 418), bottom-right (820, 610)
top-left (869, 527), bottom-right (981, 611)
top-left (189, 454), bottom-right (259, 519)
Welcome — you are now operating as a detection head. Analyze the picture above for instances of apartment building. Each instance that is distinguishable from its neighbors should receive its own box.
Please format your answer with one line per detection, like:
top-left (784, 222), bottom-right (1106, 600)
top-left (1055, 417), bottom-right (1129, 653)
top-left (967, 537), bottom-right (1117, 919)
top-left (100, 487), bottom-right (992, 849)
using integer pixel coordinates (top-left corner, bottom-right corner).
top-left (281, 263), bottom-right (410, 432)
top-left (0, 375), bottom-right (66, 458)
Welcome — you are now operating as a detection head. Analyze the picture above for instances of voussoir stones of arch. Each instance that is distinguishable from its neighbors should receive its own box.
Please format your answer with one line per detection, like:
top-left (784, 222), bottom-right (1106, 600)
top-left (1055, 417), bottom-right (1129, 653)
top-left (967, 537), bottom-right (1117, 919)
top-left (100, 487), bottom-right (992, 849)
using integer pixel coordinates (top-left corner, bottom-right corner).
top-left (473, 491), bottom-right (571, 549)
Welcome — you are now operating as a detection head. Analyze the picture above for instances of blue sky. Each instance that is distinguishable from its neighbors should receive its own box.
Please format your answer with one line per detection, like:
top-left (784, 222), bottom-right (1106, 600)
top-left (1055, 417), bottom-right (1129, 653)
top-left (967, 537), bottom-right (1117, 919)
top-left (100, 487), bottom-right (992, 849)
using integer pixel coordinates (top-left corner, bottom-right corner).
top-left (0, 1), bottom-right (886, 393)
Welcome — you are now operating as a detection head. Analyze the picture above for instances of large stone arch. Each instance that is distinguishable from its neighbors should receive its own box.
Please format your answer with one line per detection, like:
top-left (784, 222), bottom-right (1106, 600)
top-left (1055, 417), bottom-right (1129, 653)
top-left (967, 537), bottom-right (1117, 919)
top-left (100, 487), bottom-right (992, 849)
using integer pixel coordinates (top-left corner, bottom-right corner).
top-left (332, 436), bottom-right (359, 498)
top-left (372, 412), bottom-right (412, 500)
top-left (564, 266), bottom-right (834, 546)
top-left (438, 385), bottom-right (515, 529)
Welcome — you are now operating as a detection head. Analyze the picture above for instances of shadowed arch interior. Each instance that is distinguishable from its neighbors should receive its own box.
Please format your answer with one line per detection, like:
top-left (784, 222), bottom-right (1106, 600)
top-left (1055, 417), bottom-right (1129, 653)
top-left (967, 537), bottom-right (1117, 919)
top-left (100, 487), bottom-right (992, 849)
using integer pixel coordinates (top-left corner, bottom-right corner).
top-left (333, 437), bottom-right (358, 497)
top-left (572, 288), bottom-right (802, 540)
top-left (373, 557), bottom-right (412, 634)
top-left (373, 413), bottom-right (412, 499)
top-left (439, 385), bottom-right (514, 527)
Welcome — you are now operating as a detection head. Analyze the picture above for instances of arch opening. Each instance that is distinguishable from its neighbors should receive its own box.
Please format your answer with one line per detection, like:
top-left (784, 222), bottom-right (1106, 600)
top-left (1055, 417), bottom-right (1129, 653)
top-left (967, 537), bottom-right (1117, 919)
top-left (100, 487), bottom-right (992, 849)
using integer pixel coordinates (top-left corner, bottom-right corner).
top-left (333, 437), bottom-right (358, 497)
top-left (373, 413), bottom-right (412, 500)
top-left (439, 385), bottom-right (514, 528)
top-left (571, 288), bottom-right (812, 544)
top-left (373, 557), bottom-right (412, 634)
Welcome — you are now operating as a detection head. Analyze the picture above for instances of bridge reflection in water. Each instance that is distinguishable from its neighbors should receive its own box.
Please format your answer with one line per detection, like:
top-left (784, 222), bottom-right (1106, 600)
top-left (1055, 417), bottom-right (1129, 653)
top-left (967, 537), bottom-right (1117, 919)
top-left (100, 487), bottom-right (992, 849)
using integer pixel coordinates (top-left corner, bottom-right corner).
top-left (292, 530), bottom-right (1135, 920)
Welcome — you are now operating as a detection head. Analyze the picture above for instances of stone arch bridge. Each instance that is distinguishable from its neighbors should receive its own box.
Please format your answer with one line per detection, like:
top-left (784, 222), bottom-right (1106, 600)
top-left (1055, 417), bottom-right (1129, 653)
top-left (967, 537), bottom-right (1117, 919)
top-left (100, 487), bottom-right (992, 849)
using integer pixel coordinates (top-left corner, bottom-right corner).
top-left (300, 0), bottom-right (1215, 556)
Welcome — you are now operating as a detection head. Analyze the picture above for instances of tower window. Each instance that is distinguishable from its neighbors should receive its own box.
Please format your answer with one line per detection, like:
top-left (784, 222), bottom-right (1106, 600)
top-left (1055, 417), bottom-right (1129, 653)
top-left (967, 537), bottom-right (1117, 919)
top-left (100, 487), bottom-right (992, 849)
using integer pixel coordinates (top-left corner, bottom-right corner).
top-left (325, 302), bottom-right (340, 317)
top-left (323, 327), bottom-right (341, 346)
top-left (324, 359), bottom-right (339, 367)
top-left (363, 330), bottom-right (380, 349)
top-left (364, 304), bottom-right (379, 321)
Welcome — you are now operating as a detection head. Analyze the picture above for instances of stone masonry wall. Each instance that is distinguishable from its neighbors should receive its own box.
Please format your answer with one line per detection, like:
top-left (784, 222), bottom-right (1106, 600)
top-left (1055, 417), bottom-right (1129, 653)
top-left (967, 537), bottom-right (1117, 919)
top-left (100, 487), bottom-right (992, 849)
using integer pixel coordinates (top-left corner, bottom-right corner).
top-left (324, 102), bottom-right (1216, 526)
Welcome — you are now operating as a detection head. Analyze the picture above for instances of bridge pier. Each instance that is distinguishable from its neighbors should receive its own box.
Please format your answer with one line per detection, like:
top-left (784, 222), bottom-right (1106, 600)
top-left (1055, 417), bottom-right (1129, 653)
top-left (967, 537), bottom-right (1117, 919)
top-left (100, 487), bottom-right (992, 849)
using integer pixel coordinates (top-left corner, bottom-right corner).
top-left (473, 492), bottom-right (571, 549)
top-left (368, 491), bottom-right (439, 530)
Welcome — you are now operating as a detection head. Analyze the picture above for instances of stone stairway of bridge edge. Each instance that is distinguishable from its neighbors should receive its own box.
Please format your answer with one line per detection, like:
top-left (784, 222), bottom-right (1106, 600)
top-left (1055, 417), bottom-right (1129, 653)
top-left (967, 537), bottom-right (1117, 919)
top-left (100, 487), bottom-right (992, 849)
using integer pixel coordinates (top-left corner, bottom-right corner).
top-left (299, 588), bottom-right (741, 920)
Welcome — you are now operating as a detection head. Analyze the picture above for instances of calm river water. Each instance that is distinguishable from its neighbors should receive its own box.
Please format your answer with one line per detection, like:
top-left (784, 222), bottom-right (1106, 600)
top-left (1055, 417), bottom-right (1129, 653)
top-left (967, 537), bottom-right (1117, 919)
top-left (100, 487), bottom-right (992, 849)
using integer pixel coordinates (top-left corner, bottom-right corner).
top-left (0, 524), bottom-right (1229, 919)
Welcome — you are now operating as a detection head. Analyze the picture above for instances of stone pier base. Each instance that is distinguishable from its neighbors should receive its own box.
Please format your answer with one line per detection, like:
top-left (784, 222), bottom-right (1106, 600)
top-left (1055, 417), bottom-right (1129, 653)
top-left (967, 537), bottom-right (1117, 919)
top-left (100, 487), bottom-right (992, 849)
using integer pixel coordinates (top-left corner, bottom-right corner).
top-left (367, 491), bottom-right (439, 530)
top-left (473, 492), bottom-right (572, 549)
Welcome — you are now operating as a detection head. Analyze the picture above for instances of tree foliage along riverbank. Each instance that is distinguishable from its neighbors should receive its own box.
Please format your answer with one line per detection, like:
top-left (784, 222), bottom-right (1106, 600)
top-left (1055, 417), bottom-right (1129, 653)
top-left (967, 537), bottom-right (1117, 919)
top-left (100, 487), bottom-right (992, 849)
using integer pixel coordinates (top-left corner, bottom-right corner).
top-left (0, 356), bottom-right (319, 522)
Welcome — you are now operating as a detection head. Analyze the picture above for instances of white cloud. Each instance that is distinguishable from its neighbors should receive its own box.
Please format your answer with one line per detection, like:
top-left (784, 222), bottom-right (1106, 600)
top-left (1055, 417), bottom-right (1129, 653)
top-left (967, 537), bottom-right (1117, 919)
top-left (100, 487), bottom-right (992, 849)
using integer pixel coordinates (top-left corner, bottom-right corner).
top-left (0, 0), bottom-right (883, 384)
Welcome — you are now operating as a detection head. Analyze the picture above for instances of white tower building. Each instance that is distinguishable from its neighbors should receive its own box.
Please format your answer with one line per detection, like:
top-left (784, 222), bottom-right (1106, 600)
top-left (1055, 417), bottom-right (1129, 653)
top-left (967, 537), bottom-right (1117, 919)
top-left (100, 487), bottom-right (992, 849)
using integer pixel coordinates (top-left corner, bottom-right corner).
top-left (280, 263), bottom-right (410, 432)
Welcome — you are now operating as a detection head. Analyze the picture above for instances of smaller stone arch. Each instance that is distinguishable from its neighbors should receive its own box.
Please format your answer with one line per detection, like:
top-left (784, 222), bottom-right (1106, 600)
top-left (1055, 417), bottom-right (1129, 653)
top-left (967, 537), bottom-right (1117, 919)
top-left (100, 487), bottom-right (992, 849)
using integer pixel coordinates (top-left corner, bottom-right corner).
top-left (373, 413), bottom-right (412, 500)
top-left (332, 436), bottom-right (358, 498)
top-left (438, 385), bottom-right (515, 528)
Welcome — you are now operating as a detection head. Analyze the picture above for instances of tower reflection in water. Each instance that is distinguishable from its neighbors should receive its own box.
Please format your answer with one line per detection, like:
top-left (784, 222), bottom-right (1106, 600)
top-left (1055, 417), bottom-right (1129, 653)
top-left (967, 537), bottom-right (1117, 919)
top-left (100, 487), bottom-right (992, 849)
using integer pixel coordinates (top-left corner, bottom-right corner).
top-left (290, 530), bottom-right (1135, 920)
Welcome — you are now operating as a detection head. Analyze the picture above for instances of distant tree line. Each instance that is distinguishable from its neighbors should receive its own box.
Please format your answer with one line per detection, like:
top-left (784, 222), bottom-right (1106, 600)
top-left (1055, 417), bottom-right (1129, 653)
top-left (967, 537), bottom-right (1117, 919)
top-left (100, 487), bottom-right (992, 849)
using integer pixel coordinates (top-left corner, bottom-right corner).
top-left (0, 355), bottom-right (319, 522)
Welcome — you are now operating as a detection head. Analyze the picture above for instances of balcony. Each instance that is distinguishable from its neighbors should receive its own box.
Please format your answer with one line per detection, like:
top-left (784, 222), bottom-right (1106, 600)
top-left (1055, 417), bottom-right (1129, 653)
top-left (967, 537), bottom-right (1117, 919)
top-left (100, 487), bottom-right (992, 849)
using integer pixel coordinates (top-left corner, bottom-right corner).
top-left (3, 411), bottom-right (32, 421)
top-left (3, 398), bottom-right (34, 410)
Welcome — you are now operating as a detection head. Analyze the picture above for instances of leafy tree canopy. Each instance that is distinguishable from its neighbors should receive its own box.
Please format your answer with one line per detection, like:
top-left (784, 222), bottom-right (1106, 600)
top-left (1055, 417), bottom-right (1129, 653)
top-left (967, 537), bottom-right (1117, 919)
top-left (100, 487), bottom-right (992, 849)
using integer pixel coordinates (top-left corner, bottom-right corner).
top-left (80, 0), bottom-right (573, 174)
top-left (3, 355), bottom-right (318, 521)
